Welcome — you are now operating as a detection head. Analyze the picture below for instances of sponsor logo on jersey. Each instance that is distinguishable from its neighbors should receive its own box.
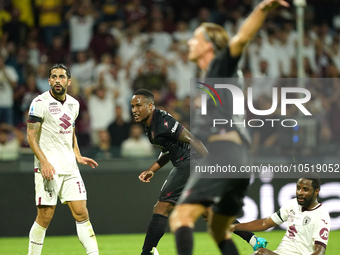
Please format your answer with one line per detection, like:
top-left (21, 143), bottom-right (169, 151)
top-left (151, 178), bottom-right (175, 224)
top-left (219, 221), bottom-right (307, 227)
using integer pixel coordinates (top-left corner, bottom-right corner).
top-left (303, 216), bottom-right (311, 226)
top-left (171, 121), bottom-right (179, 133)
top-left (319, 228), bottom-right (329, 240)
top-left (164, 120), bottom-right (168, 128)
top-left (59, 130), bottom-right (72, 134)
top-left (288, 210), bottom-right (295, 222)
top-left (49, 102), bottom-right (57, 106)
top-left (49, 105), bottom-right (61, 115)
top-left (68, 104), bottom-right (73, 111)
top-left (59, 114), bottom-right (72, 130)
top-left (287, 224), bottom-right (298, 239)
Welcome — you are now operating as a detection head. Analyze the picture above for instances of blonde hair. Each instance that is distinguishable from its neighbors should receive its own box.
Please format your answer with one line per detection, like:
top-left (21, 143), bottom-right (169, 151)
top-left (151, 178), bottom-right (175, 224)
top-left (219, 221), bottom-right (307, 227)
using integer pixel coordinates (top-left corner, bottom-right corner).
top-left (201, 22), bottom-right (229, 52)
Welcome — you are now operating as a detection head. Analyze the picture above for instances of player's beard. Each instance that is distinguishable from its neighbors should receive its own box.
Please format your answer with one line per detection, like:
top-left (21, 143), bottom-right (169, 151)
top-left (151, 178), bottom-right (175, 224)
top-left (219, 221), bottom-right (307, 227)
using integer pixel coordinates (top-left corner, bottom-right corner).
top-left (297, 195), bottom-right (314, 208)
top-left (52, 84), bottom-right (66, 96)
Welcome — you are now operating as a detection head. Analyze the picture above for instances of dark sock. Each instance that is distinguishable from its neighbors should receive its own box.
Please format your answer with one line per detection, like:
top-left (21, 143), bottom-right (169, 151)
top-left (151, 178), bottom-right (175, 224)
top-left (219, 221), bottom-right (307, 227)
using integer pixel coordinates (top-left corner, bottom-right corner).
top-left (233, 219), bottom-right (254, 243)
top-left (218, 239), bottom-right (239, 255)
top-left (175, 226), bottom-right (193, 255)
top-left (141, 214), bottom-right (168, 255)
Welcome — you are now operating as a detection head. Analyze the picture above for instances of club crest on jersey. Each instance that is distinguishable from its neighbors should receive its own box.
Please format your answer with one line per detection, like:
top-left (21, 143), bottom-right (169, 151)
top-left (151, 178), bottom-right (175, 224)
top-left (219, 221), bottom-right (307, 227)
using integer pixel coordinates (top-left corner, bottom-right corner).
top-left (164, 120), bottom-right (168, 128)
top-left (49, 105), bottom-right (61, 115)
top-left (302, 216), bottom-right (311, 226)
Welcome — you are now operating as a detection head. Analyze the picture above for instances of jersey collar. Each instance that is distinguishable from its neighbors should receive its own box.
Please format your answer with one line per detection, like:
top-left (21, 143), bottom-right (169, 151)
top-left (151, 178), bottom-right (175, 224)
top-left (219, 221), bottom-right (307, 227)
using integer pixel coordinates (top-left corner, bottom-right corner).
top-left (146, 109), bottom-right (156, 127)
top-left (302, 203), bottom-right (322, 212)
top-left (49, 90), bottom-right (67, 105)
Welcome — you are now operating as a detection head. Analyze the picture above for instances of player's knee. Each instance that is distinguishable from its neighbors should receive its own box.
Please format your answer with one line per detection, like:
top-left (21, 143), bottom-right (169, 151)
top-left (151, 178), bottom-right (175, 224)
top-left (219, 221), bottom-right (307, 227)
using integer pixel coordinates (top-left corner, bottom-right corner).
top-left (36, 214), bottom-right (53, 226)
top-left (169, 210), bottom-right (180, 232)
top-left (202, 214), bottom-right (208, 222)
top-left (169, 207), bottom-right (187, 231)
top-left (37, 206), bottom-right (55, 227)
top-left (201, 208), bottom-right (210, 222)
top-left (153, 201), bottom-right (174, 216)
top-left (169, 205), bottom-right (195, 232)
top-left (72, 207), bottom-right (89, 222)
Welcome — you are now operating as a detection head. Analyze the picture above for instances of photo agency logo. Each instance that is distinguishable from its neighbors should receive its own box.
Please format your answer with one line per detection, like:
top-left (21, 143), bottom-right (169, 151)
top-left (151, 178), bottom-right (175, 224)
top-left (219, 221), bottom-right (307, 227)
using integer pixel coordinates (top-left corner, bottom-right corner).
top-left (196, 81), bottom-right (312, 129)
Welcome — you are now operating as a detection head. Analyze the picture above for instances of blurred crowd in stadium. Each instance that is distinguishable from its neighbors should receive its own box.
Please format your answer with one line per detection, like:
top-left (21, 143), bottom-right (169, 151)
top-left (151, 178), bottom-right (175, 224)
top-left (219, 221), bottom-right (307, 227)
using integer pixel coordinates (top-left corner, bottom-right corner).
top-left (0, 0), bottom-right (340, 160)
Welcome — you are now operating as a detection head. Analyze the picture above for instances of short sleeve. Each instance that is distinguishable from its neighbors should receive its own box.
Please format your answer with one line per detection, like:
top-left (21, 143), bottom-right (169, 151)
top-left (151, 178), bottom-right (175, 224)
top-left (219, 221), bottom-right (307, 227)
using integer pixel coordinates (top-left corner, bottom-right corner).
top-left (75, 101), bottom-right (80, 119)
top-left (312, 213), bottom-right (330, 248)
top-left (270, 199), bottom-right (293, 225)
top-left (162, 113), bottom-right (184, 139)
top-left (209, 47), bottom-right (241, 78)
top-left (28, 97), bottom-right (45, 121)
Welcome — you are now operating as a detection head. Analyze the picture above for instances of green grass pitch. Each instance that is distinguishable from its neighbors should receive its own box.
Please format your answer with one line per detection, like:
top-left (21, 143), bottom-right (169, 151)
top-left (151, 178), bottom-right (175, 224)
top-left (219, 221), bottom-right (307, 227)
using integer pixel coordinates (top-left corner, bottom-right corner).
top-left (1, 230), bottom-right (339, 255)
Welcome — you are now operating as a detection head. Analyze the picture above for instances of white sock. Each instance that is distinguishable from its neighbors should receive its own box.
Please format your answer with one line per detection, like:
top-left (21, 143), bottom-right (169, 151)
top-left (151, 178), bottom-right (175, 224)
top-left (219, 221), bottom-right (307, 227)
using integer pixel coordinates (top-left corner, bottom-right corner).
top-left (76, 219), bottom-right (99, 255)
top-left (28, 221), bottom-right (46, 255)
top-left (249, 235), bottom-right (257, 247)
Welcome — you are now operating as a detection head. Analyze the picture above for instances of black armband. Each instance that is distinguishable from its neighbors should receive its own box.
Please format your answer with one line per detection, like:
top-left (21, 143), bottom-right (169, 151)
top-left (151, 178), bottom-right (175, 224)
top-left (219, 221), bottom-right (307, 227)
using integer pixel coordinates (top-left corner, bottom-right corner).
top-left (27, 115), bottom-right (42, 123)
top-left (276, 209), bottom-right (284, 222)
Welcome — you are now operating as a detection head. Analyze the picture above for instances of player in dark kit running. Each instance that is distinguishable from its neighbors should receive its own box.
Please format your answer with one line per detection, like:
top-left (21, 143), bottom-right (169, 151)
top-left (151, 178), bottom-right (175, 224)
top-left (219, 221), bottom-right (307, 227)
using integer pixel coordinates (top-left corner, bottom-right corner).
top-left (169, 1), bottom-right (289, 255)
top-left (132, 89), bottom-right (263, 255)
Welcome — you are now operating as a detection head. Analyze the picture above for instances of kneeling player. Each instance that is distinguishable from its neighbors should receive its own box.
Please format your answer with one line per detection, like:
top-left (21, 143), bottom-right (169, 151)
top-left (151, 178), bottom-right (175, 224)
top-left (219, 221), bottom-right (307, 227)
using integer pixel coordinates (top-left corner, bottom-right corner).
top-left (230, 174), bottom-right (330, 255)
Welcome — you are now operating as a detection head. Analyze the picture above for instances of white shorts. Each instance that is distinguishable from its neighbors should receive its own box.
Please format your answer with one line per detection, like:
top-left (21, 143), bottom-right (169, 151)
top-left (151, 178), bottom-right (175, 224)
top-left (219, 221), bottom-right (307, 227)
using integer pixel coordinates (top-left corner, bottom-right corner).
top-left (35, 171), bottom-right (87, 206)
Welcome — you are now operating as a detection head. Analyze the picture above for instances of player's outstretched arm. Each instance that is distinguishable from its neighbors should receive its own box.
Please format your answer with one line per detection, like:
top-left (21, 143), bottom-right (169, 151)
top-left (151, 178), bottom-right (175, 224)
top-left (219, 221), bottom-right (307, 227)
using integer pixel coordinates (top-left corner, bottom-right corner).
top-left (72, 128), bottom-right (98, 168)
top-left (139, 152), bottom-right (170, 183)
top-left (312, 244), bottom-right (326, 255)
top-left (27, 121), bottom-right (56, 180)
top-left (231, 216), bottom-right (278, 232)
top-left (229, 0), bottom-right (289, 57)
top-left (177, 128), bottom-right (208, 158)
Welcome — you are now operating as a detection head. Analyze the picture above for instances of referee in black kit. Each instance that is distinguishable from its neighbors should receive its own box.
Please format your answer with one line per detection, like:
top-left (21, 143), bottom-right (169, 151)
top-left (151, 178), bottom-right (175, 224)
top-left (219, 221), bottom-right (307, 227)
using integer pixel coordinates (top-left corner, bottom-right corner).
top-left (169, 1), bottom-right (289, 255)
